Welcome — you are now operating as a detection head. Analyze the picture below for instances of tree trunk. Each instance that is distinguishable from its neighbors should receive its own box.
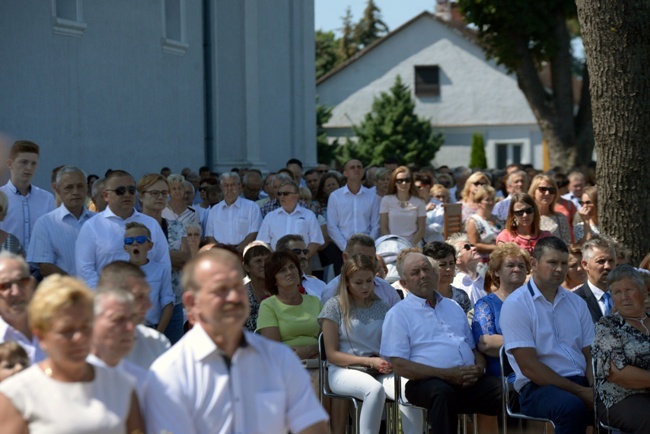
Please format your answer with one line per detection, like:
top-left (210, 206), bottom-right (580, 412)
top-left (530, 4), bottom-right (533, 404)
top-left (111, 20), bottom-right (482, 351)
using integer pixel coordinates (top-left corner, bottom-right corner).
top-left (575, 0), bottom-right (650, 264)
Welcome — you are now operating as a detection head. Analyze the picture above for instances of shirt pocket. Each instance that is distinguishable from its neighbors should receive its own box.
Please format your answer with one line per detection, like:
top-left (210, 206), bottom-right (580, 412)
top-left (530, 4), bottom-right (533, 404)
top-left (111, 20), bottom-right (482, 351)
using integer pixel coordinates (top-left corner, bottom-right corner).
top-left (237, 217), bottom-right (249, 235)
top-left (255, 390), bottom-right (286, 433)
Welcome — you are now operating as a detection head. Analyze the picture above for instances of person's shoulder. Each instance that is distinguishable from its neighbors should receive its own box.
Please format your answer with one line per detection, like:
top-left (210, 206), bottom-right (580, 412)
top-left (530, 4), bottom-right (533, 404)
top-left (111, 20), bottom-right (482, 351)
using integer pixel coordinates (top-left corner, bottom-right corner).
top-left (30, 184), bottom-right (55, 198)
top-left (136, 324), bottom-right (171, 349)
top-left (572, 283), bottom-right (590, 298)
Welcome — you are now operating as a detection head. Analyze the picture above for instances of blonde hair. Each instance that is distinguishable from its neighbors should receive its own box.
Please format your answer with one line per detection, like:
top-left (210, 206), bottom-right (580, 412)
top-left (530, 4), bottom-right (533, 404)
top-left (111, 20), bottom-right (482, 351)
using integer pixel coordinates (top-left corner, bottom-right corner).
top-left (429, 184), bottom-right (449, 203)
top-left (125, 222), bottom-right (151, 237)
top-left (473, 185), bottom-right (495, 203)
top-left (28, 275), bottom-right (94, 334)
top-left (528, 174), bottom-right (559, 213)
top-left (461, 172), bottom-right (490, 202)
top-left (335, 254), bottom-right (379, 330)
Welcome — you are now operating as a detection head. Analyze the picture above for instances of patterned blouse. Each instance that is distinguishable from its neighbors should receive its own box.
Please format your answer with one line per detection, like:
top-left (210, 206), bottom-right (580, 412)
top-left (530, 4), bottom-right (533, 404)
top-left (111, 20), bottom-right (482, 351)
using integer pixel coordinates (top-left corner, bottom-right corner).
top-left (471, 293), bottom-right (504, 377)
top-left (165, 219), bottom-right (186, 305)
top-left (540, 213), bottom-right (572, 245)
top-left (1, 233), bottom-right (23, 256)
top-left (592, 312), bottom-right (650, 409)
top-left (244, 281), bottom-right (269, 332)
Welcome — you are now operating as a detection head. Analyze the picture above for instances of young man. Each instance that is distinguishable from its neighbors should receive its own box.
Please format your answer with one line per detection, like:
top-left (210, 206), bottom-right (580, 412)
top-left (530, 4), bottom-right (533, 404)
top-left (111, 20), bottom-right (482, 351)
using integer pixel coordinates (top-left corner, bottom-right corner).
top-left (0, 140), bottom-right (55, 248)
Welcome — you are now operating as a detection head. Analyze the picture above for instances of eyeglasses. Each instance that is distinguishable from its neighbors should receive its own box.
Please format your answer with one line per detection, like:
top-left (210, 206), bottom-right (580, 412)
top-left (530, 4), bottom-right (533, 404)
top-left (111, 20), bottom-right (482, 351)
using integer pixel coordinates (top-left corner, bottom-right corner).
top-left (145, 190), bottom-right (168, 198)
top-left (124, 236), bottom-right (150, 245)
top-left (416, 183), bottom-right (430, 189)
top-left (462, 243), bottom-right (474, 251)
top-left (277, 191), bottom-right (297, 197)
top-left (473, 181), bottom-right (487, 187)
top-left (198, 187), bottom-right (207, 192)
top-left (395, 178), bottom-right (411, 185)
top-left (0, 277), bottom-right (31, 292)
top-left (106, 186), bottom-right (137, 196)
top-left (578, 200), bottom-right (592, 206)
top-left (291, 248), bottom-right (309, 256)
top-left (537, 186), bottom-right (557, 195)
top-left (513, 207), bottom-right (535, 217)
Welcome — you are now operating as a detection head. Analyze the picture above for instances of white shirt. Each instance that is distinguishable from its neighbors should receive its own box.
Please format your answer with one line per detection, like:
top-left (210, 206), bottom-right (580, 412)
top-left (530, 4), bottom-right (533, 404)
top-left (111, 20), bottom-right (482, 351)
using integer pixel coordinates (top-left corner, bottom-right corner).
top-left (561, 192), bottom-right (581, 211)
top-left (257, 206), bottom-right (324, 250)
top-left (141, 260), bottom-right (174, 326)
top-left (452, 272), bottom-right (487, 307)
top-left (26, 204), bottom-right (96, 275)
top-left (0, 180), bottom-right (55, 248)
top-left (144, 324), bottom-right (328, 434)
top-left (327, 185), bottom-right (380, 251)
top-left (75, 207), bottom-right (171, 288)
top-left (302, 275), bottom-right (327, 299)
top-left (162, 205), bottom-right (200, 227)
top-left (500, 278), bottom-right (594, 391)
top-left (587, 279), bottom-right (607, 316)
top-left (87, 354), bottom-right (148, 405)
top-left (205, 197), bottom-right (262, 245)
top-left (0, 316), bottom-right (46, 363)
top-left (124, 324), bottom-right (171, 369)
top-left (321, 275), bottom-right (401, 307)
top-left (492, 195), bottom-right (512, 221)
top-left (380, 292), bottom-right (476, 368)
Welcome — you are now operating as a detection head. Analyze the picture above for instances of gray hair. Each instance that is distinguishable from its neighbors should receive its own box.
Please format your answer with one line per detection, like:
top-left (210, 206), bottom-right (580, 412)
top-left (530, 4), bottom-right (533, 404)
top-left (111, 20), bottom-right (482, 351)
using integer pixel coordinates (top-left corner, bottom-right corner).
top-left (242, 171), bottom-right (262, 185)
top-left (507, 170), bottom-right (528, 185)
top-left (607, 264), bottom-right (645, 291)
top-left (220, 172), bottom-right (241, 186)
top-left (582, 237), bottom-right (615, 263)
top-left (0, 251), bottom-right (29, 276)
top-left (185, 222), bottom-right (202, 234)
top-left (182, 180), bottom-right (195, 194)
top-left (447, 233), bottom-right (470, 254)
top-left (278, 179), bottom-right (299, 193)
top-left (94, 287), bottom-right (135, 316)
top-left (91, 178), bottom-right (106, 197)
top-left (55, 166), bottom-right (86, 187)
top-left (167, 174), bottom-right (185, 185)
top-left (274, 172), bottom-right (293, 183)
top-left (185, 172), bottom-right (199, 183)
top-left (396, 251), bottom-right (439, 283)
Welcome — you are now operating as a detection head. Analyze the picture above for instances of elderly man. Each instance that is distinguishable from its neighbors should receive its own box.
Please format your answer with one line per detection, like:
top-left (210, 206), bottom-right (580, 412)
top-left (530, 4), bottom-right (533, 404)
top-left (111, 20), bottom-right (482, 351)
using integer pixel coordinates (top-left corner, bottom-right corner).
top-left (561, 171), bottom-right (586, 210)
top-left (260, 172), bottom-right (308, 217)
top-left (276, 234), bottom-right (326, 299)
top-left (89, 177), bottom-right (107, 212)
top-left (98, 261), bottom-right (170, 369)
top-left (27, 166), bottom-right (96, 276)
top-left (145, 249), bottom-right (329, 434)
top-left (492, 170), bottom-right (528, 220)
top-left (500, 237), bottom-right (594, 433)
top-left (242, 170), bottom-right (264, 202)
top-left (327, 159), bottom-right (380, 252)
top-left (0, 140), bottom-right (55, 248)
top-left (0, 252), bottom-right (45, 363)
top-left (257, 173), bottom-right (276, 206)
top-left (75, 170), bottom-right (170, 288)
top-left (205, 172), bottom-right (262, 251)
top-left (320, 234), bottom-right (401, 307)
top-left (380, 252), bottom-right (500, 434)
top-left (447, 234), bottom-right (487, 306)
top-left (574, 236), bottom-right (616, 323)
top-left (88, 287), bottom-right (147, 401)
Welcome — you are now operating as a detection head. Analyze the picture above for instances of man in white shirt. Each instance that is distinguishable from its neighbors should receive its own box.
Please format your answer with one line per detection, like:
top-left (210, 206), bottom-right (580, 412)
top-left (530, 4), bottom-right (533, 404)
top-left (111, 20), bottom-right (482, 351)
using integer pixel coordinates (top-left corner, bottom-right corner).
top-left (144, 249), bottom-right (329, 434)
top-left (492, 170), bottom-right (528, 221)
top-left (320, 234), bottom-right (401, 307)
top-left (75, 170), bottom-right (170, 288)
top-left (500, 236), bottom-right (594, 433)
top-left (327, 159), bottom-right (380, 252)
top-left (0, 252), bottom-right (45, 363)
top-left (276, 234), bottom-right (326, 299)
top-left (0, 140), bottom-right (55, 248)
top-left (27, 166), bottom-right (95, 276)
top-left (573, 237), bottom-right (616, 323)
top-left (380, 252), bottom-right (500, 434)
top-left (448, 234), bottom-right (487, 306)
top-left (205, 172), bottom-right (262, 251)
top-left (98, 261), bottom-right (171, 369)
top-left (561, 171), bottom-right (586, 210)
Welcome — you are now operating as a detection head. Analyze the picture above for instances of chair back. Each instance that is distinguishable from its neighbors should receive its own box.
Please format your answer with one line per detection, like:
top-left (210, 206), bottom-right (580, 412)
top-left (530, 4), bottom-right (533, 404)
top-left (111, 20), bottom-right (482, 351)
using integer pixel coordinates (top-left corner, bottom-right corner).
top-left (591, 358), bottom-right (619, 433)
top-left (443, 203), bottom-right (462, 239)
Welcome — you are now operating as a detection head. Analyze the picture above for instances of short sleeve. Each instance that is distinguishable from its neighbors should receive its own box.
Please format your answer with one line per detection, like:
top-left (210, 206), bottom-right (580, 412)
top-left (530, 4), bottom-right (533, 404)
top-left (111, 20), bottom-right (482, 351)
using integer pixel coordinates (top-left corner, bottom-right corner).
top-left (256, 298), bottom-right (280, 331)
top-left (318, 297), bottom-right (342, 326)
top-left (593, 320), bottom-right (627, 376)
top-left (471, 298), bottom-right (497, 344)
top-left (416, 198), bottom-right (426, 217)
top-left (379, 195), bottom-right (390, 214)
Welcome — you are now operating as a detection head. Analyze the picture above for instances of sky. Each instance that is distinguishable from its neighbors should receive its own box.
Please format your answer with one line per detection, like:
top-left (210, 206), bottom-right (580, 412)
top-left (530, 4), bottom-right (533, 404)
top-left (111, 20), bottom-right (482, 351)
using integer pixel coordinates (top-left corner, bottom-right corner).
top-left (315, 0), bottom-right (435, 35)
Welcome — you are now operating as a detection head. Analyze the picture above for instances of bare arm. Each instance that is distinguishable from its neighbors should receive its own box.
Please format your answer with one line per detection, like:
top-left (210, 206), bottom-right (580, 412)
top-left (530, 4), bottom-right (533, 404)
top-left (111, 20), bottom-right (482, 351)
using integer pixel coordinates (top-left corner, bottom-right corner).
top-left (466, 219), bottom-right (496, 254)
top-left (322, 319), bottom-right (391, 373)
top-left (608, 363), bottom-right (650, 389)
top-left (477, 334), bottom-right (504, 358)
top-left (236, 232), bottom-right (258, 252)
top-left (259, 326), bottom-right (282, 342)
top-left (511, 347), bottom-right (592, 406)
top-left (0, 393), bottom-right (28, 434)
top-left (169, 246), bottom-right (191, 271)
top-left (379, 213), bottom-right (389, 236)
top-left (297, 421), bottom-right (329, 434)
top-left (39, 263), bottom-right (68, 276)
top-left (125, 390), bottom-right (145, 434)
top-left (306, 242), bottom-right (320, 260)
top-left (412, 215), bottom-right (426, 246)
top-left (390, 356), bottom-right (483, 387)
top-left (156, 303), bottom-right (173, 333)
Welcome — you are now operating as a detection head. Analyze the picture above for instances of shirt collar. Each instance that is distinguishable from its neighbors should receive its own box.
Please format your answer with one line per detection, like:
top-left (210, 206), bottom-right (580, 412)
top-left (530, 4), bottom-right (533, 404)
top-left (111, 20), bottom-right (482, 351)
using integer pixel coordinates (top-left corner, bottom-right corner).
top-left (219, 196), bottom-right (241, 209)
top-left (527, 278), bottom-right (567, 303)
top-left (190, 323), bottom-right (249, 361)
top-left (102, 206), bottom-right (136, 220)
top-left (6, 179), bottom-right (31, 196)
top-left (587, 279), bottom-right (606, 299)
top-left (342, 184), bottom-right (369, 196)
top-left (58, 204), bottom-right (95, 222)
top-left (405, 290), bottom-right (442, 307)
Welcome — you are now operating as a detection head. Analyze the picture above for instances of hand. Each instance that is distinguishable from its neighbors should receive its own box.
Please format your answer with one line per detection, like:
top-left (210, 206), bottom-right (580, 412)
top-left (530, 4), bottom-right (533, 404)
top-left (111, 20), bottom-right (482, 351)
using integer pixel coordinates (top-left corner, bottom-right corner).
top-left (370, 357), bottom-right (393, 374)
top-left (576, 386), bottom-right (594, 408)
top-left (445, 365), bottom-right (483, 388)
top-left (426, 202), bottom-right (437, 211)
top-left (578, 205), bottom-right (592, 224)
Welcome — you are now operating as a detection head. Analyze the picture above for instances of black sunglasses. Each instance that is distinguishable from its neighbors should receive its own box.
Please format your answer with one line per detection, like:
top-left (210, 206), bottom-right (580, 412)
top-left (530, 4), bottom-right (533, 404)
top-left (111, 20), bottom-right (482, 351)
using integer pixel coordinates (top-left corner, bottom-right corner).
top-left (395, 178), bottom-right (411, 185)
top-left (473, 181), bottom-right (487, 186)
top-left (462, 243), bottom-right (474, 251)
top-left (537, 186), bottom-right (557, 195)
top-left (513, 207), bottom-right (535, 217)
top-left (124, 236), bottom-right (150, 245)
top-left (277, 191), bottom-right (297, 197)
top-left (578, 200), bottom-right (592, 206)
top-left (291, 248), bottom-right (309, 256)
top-left (106, 185), bottom-right (137, 196)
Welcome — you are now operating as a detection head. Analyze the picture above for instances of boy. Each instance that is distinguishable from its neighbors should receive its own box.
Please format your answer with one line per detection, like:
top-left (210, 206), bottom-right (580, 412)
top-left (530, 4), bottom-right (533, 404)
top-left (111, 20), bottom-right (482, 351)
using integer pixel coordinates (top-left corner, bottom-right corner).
top-left (0, 342), bottom-right (29, 382)
top-left (123, 222), bottom-right (173, 335)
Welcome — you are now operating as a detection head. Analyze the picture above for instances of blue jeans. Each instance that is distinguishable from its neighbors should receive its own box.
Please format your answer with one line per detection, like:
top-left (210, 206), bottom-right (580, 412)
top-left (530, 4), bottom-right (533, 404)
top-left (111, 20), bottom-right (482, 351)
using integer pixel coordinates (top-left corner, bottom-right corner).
top-left (519, 375), bottom-right (591, 434)
top-left (163, 303), bottom-right (184, 345)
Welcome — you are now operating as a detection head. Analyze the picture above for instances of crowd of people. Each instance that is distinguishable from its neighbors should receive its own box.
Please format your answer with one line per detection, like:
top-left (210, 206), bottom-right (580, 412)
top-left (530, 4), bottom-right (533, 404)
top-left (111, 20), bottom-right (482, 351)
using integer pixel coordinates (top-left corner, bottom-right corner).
top-left (0, 138), bottom-right (647, 433)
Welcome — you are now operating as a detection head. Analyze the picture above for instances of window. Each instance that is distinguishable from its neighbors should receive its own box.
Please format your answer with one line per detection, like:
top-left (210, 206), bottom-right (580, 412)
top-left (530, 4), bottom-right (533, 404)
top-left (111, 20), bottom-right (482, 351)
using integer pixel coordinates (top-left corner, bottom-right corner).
top-left (496, 143), bottom-right (523, 169)
top-left (414, 65), bottom-right (440, 97)
top-left (51, 0), bottom-right (86, 37)
top-left (161, 0), bottom-right (188, 55)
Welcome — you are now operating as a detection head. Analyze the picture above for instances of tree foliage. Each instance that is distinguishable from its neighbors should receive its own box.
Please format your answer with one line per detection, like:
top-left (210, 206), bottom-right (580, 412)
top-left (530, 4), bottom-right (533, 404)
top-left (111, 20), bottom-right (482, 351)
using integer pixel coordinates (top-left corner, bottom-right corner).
top-left (354, 0), bottom-right (389, 49)
top-left (458, 0), bottom-right (593, 169)
top-left (337, 7), bottom-right (358, 61)
top-left (469, 133), bottom-right (487, 169)
top-left (315, 30), bottom-right (339, 80)
top-left (316, 100), bottom-right (338, 166)
top-left (340, 76), bottom-right (443, 167)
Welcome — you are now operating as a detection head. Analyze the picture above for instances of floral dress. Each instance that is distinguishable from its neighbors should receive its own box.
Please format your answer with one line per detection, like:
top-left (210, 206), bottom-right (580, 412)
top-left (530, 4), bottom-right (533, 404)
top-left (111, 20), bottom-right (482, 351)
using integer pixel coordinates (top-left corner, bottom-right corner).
top-left (471, 293), bottom-right (504, 377)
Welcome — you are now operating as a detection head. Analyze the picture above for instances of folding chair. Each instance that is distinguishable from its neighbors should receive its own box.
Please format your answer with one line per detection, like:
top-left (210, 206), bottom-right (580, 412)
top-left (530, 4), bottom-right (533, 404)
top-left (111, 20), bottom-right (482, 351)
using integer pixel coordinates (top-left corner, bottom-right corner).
top-left (499, 346), bottom-right (554, 433)
top-left (443, 203), bottom-right (463, 240)
top-left (591, 358), bottom-right (622, 434)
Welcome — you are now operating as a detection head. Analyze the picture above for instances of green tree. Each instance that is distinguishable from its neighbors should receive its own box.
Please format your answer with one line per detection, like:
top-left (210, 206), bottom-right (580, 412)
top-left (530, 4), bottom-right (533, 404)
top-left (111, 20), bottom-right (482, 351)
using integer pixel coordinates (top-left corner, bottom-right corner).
top-left (353, 0), bottom-right (389, 49)
top-left (469, 133), bottom-right (487, 169)
top-left (341, 75), bottom-right (443, 167)
top-left (316, 100), bottom-right (338, 166)
top-left (458, 0), bottom-right (593, 169)
top-left (315, 30), bottom-right (339, 79)
top-left (337, 7), bottom-right (358, 61)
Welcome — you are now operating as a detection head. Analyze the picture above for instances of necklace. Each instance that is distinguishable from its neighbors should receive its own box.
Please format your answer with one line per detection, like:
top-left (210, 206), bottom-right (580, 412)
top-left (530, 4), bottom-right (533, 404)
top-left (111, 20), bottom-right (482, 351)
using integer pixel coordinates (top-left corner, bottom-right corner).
top-left (622, 315), bottom-right (649, 334)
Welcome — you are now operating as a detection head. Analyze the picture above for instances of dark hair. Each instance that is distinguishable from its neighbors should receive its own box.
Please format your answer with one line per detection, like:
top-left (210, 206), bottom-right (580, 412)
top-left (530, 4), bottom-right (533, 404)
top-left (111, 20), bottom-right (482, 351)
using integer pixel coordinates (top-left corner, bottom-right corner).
top-left (276, 234), bottom-right (305, 252)
top-left (105, 169), bottom-right (133, 184)
top-left (98, 261), bottom-right (146, 289)
top-left (345, 233), bottom-right (375, 254)
top-left (199, 166), bottom-right (210, 173)
top-left (304, 169), bottom-right (317, 178)
top-left (315, 172), bottom-right (343, 206)
top-left (286, 158), bottom-right (303, 169)
top-left (10, 140), bottom-right (39, 159)
top-left (388, 166), bottom-right (419, 197)
top-left (531, 236), bottom-right (568, 261)
top-left (242, 244), bottom-right (272, 266)
top-left (505, 193), bottom-right (541, 235)
top-left (423, 241), bottom-right (457, 261)
top-left (264, 251), bottom-right (302, 295)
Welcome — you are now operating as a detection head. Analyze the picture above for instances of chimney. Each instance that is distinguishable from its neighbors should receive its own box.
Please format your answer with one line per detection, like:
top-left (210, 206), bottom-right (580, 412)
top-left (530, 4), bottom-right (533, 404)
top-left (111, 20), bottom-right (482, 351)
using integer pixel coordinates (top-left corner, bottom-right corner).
top-left (435, 0), bottom-right (451, 21)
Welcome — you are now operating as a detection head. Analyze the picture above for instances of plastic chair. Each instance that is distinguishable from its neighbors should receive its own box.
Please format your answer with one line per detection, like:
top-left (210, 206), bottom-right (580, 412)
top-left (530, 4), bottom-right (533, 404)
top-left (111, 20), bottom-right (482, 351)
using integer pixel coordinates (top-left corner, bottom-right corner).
top-left (591, 358), bottom-right (622, 433)
top-left (499, 346), bottom-right (554, 433)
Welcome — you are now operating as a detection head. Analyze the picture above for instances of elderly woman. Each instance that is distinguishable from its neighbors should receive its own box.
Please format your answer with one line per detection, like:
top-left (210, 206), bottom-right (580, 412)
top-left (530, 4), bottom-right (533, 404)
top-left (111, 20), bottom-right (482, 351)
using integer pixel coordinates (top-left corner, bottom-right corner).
top-left (466, 185), bottom-right (503, 257)
top-left (374, 168), bottom-right (391, 198)
top-left (257, 180), bottom-right (324, 257)
top-left (137, 173), bottom-right (190, 344)
top-left (496, 192), bottom-right (552, 255)
top-left (242, 241), bottom-right (272, 332)
top-left (185, 222), bottom-right (202, 257)
top-left (379, 166), bottom-right (426, 246)
top-left (0, 191), bottom-right (24, 255)
top-left (592, 265), bottom-right (650, 433)
top-left (528, 174), bottom-right (572, 244)
top-left (422, 242), bottom-right (472, 313)
top-left (574, 186), bottom-right (599, 244)
top-left (162, 174), bottom-right (200, 227)
top-left (0, 275), bottom-right (144, 433)
top-left (460, 171), bottom-right (491, 222)
top-left (472, 243), bottom-right (530, 377)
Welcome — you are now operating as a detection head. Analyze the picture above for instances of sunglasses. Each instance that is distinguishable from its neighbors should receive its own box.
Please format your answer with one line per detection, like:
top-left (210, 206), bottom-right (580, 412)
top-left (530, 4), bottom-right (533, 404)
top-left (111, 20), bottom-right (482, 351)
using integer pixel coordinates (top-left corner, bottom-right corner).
top-left (462, 243), bottom-right (474, 251)
top-left (317, 170), bottom-right (328, 174)
top-left (291, 248), bottom-right (309, 256)
top-left (513, 207), bottom-right (535, 217)
top-left (395, 178), bottom-right (411, 185)
top-left (537, 186), bottom-right (557, 195)
top-left (277, 191), bottom-right (297, 197)
top-left (0, 277), bottom-right (31, 292)
top-left (578, 200), bottom-right (592, 206)
top-left (124, 236), bottom-right (150, 245)
top-left (145, 190), bottom-right (168, 198)
top-left (198, 187), bottom-right (207, 192)
top-left (473, 181), bottom-right (487, 187)
top-left (106, 185), bottom-right (137, 196)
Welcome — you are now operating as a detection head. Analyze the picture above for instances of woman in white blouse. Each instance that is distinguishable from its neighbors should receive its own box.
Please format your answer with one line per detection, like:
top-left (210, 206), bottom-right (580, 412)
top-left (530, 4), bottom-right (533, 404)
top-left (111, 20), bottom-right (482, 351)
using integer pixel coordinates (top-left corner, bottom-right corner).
top-left (379, 166), bottom-right (426, 246)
